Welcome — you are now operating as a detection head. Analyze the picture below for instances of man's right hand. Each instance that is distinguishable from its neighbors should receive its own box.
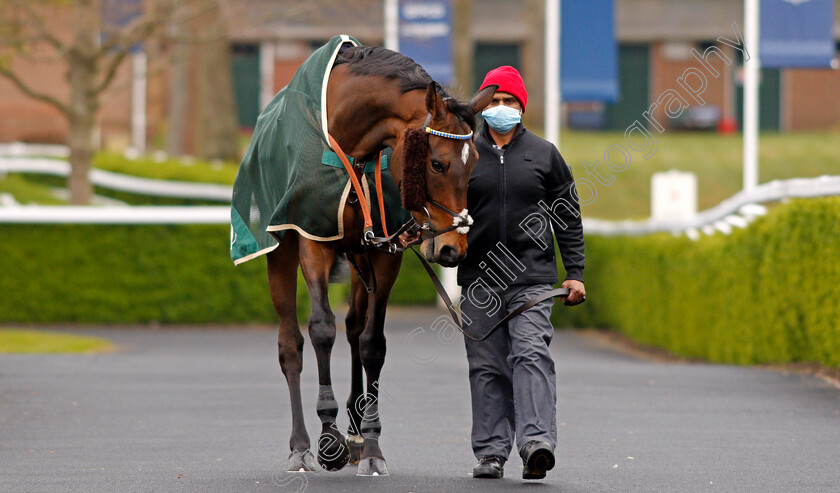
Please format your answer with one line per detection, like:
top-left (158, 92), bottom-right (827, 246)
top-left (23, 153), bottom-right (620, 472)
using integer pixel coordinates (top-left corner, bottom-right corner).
top-left (560, 279), bottom-right (586, 306)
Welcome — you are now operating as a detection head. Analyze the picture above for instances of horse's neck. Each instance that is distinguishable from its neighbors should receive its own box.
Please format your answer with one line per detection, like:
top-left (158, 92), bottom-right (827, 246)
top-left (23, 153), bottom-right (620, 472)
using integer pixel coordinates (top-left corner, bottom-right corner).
top-left (329, 84), bottom-right (426, 159)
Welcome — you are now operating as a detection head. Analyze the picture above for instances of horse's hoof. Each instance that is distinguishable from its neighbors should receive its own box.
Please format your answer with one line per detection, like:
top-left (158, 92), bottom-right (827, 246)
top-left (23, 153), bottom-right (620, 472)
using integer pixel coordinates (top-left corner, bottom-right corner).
top-left (286, 450), bottom-right (319, 472)
top-left (356, 456), bottom-right (389, 476)
top-left (346, 435), bottom-right (364, 465)
top-left (317, 429), bottom-right (350, 471)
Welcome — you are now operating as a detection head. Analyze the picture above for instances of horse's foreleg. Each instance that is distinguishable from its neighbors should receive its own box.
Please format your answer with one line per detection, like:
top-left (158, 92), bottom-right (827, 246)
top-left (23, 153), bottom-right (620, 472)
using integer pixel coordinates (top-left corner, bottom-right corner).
top-left (299, 240), bottom-right (350, 471)
top-left (345, 262), bottom-right (369, 464)
top-left (356, 250), bottom-right (402, 477)
top-left (266, 240), bottom-right (317, 472)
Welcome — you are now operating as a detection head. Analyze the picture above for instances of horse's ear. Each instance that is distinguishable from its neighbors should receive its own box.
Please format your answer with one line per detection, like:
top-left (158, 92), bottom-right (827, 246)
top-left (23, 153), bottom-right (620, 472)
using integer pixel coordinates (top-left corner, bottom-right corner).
top-left (468, 84), bottom-right (498, 115)
top-left (425, 82), bottom-right (446, 117)
top-left (401, 128), bottom-right (429, 211)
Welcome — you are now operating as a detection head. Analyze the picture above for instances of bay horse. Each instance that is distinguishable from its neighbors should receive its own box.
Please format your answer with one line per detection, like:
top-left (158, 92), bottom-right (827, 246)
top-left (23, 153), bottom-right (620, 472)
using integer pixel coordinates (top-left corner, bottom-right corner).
top-left (265, 42), bottom-right (496, 476)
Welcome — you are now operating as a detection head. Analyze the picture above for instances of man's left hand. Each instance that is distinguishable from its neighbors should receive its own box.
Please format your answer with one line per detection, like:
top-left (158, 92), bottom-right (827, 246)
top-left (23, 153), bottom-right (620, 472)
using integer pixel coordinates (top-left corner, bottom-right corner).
top-left (560, 279), bottom-right (586, 306)
top-left (398, 230), bottom-right (421, 248)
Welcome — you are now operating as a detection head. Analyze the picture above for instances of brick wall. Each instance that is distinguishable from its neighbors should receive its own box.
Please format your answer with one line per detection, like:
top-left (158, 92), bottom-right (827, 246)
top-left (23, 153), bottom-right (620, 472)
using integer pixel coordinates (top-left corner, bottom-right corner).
top-left (787, 69), bottom-right (840, 131)
top-left (649, 41), bottom-right (733, 130)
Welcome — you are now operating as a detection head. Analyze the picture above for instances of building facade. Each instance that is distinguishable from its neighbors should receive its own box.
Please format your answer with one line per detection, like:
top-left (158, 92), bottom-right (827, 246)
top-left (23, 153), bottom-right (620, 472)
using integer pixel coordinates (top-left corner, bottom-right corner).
top-left (2, 0), bottom-right (839, 153)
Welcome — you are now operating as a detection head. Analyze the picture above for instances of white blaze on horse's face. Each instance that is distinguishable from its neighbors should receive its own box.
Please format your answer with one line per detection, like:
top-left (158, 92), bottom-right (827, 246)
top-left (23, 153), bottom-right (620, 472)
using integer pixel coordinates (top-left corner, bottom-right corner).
top-left (461, 143), bottom-right (469, 166)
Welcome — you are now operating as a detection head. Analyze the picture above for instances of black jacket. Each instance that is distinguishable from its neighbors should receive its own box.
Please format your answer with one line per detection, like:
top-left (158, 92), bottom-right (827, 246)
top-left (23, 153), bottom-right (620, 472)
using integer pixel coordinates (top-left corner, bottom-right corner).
top-left (457, 123), bottom-right (584, 286)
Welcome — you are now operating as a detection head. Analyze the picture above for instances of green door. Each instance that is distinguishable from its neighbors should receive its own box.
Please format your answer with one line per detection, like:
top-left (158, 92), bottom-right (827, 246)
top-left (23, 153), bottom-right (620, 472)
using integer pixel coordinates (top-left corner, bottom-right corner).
top-left (605, 44), bottom-right (649, 130)
top-left (735, 68), bottom-right (781, 131)
top-left (232, 44), bottom-right (260, 129)
top-left (473, 43), bottom-right (521, 91)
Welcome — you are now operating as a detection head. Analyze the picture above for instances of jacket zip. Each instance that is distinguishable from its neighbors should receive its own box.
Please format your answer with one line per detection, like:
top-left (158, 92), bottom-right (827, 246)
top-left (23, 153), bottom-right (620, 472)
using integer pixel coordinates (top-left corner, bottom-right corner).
top-left (496, 144), bottom-right (506, 246)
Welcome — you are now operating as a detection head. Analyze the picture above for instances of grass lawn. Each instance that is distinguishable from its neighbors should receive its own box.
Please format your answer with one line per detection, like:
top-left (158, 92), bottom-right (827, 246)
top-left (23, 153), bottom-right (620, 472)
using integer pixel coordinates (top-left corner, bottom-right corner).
top-left (0, 329), bottom-right (113, 354)
top-left (92, 152), bottom-right (239, 185)
top-left (557, 130), bottom-right (840, 219)
top-left (0, 174), bottom-right (67, 205)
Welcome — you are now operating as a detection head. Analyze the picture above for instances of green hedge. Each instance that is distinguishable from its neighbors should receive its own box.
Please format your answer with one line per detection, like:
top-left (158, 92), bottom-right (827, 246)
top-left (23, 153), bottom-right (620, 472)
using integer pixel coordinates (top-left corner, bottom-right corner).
top-left (555, 197), bottom-right (840, 369)
top-left (0, 224), bottom-right (434, 324)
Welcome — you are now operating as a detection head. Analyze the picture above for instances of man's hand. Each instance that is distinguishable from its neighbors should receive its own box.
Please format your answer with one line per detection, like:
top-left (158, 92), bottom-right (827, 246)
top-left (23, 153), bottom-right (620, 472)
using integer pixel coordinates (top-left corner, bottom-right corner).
top-left (560, 279), bottom-right (586, 306)
top-left (398, 230), bottom-right (422, 248)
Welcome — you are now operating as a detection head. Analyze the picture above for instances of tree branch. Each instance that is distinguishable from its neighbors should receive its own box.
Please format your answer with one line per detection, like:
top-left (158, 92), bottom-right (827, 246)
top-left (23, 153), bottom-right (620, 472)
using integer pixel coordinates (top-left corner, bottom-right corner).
top-left (103, 41), bottom-right (183, 94)
top-left (94, 49), bottom-right (131, 96)
top-left (0, 37), bottom-right (65, 64)
top-left (18, 1), bottom-right (66, 53)
top-left (0, 63), bottom-right (68, 115)
top-left (97, 0), bottom-right (195, 57)
top-left (98, 16), bottom-right (158, 56)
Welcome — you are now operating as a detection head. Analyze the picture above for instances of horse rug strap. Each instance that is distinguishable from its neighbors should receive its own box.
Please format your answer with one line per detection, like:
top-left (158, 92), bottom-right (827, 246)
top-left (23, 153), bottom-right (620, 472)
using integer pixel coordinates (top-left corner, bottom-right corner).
top-left (408, 247), bottom-right (572, 342)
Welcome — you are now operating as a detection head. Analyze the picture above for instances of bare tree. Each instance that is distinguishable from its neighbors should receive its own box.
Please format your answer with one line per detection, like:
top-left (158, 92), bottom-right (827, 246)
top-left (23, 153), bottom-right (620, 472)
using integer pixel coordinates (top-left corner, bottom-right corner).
top-left (0, 0), bottom-right (227, 204)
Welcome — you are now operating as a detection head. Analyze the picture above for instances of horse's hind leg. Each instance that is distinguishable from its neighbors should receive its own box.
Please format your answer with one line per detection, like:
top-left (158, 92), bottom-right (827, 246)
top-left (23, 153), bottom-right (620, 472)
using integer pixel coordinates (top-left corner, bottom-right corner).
top-left (299, 239), bottom-right (350, 471)
top-left (344, 260), bottom-right (369, 464)
top-left (356, 249), bottom-right (403, 477)
top-left (266, 237), bottom-right (318, 472)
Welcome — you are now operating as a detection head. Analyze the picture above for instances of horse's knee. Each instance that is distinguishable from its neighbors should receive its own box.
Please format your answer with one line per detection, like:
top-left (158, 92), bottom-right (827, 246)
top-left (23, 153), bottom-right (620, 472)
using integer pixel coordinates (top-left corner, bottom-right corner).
top-left (309, 311), bottom-right (336, 349)
top-left (359, 330), bottom-right (386, 367)
top-left (278, 330), bottom-right (304, 375)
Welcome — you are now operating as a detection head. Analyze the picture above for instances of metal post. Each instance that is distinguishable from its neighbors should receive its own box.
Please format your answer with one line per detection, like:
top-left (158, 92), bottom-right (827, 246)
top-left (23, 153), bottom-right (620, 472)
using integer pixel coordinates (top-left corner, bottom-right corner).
top-left (743, 0), bottom-right (760, 191)
top-left (545, 0), bottom-right (560, 148)
top-left (385, 0), bottom-right (399, 51)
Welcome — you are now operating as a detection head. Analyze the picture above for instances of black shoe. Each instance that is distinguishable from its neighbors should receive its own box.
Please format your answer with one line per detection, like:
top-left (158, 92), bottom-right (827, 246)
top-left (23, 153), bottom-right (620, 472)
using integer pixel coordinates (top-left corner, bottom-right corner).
top-left (520, 441), bottom-right (555, 480)
top-left (472, 455), bottom-right (505, 478)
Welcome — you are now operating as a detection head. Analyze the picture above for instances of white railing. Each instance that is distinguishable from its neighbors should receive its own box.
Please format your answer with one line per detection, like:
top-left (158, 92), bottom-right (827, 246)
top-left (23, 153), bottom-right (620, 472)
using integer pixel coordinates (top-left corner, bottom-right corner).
top-left (584, 175), bottom-right (840, 238)
top-left (0, 157), bottom-right (232, 201)
top-left (4, 175), bottom-right (836, 227)
top-left (0, 142), bottom-right (69, 158)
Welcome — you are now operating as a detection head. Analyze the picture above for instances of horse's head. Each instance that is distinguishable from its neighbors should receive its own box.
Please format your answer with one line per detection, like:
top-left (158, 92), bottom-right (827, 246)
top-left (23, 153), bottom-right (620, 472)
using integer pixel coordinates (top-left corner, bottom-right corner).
top-left (395, 82), bottom-right (497, 267)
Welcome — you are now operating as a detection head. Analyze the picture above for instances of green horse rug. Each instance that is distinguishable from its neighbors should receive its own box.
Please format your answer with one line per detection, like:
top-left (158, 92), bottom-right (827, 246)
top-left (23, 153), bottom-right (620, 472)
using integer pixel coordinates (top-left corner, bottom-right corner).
top-left (230, 35), bottom-right (408, 265)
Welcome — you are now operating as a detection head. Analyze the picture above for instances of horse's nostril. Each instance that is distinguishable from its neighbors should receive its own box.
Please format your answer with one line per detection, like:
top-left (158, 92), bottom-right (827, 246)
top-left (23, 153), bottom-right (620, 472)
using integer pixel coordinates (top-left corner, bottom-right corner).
top-left (440, 245), bottom-right (458, 264)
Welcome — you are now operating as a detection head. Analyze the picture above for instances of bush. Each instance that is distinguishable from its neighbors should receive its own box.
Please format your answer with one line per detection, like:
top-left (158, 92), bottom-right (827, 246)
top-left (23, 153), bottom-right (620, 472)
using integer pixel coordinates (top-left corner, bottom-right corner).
top-left (554, 197), bottom-right (840, 369)
top-left (0, 224), bottom-right (435, 324)
top-left (1, 225), bottom-right (272, 324)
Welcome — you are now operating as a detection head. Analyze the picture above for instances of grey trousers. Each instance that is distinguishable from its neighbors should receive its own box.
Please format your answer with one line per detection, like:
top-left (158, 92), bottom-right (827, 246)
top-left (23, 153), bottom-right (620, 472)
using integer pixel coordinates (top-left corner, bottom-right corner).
top-left (460, 282), bottom-right (558, 460)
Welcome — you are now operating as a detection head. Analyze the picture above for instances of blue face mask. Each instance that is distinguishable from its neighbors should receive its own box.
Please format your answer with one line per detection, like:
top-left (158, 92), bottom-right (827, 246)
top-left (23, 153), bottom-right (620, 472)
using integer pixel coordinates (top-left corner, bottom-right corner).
top-left (482, 105), bottom-right (522, 134)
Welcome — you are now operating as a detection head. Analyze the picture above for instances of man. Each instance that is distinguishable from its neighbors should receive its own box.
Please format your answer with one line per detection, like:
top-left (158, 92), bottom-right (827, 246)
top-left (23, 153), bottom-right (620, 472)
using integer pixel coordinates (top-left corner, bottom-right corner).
top-left (456, 66), bottom-right (585, 480)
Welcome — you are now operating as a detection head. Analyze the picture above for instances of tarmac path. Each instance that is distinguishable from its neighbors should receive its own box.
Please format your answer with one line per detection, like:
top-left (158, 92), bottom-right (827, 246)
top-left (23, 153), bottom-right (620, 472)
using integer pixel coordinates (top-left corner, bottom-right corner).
top-left (2, 307), bottom-right (839, 492)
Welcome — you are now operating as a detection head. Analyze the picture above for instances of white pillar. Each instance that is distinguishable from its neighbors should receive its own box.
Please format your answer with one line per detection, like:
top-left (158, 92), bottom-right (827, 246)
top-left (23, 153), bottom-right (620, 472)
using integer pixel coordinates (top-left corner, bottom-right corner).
top-left (438, 266), bottom-right (461, 310)
top-left (384, 0), bottom-right (399, 51)
top-left (130, 50), bottom-right (147, 153)
top-left (544, 0), bottom-right (560, 149)
top-left (743, 0), bottom-right (760, 191)
top-left (260, 42), bottom-right (275, 111)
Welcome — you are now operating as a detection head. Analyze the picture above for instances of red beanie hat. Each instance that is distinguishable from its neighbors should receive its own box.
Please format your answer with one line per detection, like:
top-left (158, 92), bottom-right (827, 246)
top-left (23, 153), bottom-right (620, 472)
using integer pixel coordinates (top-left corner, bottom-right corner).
top-left (480, 66), bottom-right (528, 112)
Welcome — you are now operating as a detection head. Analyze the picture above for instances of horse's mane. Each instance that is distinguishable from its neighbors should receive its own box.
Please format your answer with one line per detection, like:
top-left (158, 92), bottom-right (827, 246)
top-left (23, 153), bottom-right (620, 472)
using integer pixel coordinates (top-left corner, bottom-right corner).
top-left (334, 45), bottom-right (476, 130)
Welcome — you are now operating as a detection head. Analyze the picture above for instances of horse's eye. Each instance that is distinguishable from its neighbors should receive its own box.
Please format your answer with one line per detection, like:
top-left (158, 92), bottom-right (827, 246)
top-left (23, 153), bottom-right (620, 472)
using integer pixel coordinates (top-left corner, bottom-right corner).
top-left (430, 160), bottom-right (445, 173)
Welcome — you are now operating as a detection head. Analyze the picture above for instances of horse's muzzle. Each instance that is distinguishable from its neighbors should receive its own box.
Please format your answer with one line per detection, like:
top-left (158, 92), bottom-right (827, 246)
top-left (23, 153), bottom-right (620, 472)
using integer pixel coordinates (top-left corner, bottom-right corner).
top-left (424, 234), bottom-right (466, 268)
top-left (438, 245), bottom-right (461, 267)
